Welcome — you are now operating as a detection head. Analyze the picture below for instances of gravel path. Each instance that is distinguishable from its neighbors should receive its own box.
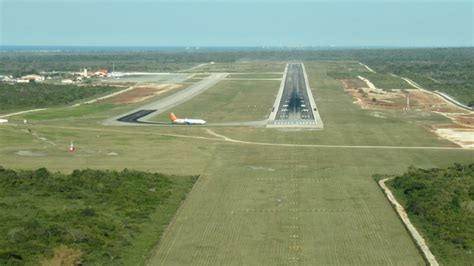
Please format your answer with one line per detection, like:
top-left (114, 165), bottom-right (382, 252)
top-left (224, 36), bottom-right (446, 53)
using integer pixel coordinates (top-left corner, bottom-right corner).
top-left (378, 177), bottom-right (439, 266)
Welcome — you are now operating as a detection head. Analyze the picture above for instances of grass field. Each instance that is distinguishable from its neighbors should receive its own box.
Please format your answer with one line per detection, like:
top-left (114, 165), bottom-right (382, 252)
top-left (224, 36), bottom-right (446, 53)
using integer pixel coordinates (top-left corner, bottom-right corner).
top-left (226, 73), bottom-right (283, 79)
top-left (211, 62), bottom-right (454, 147)
top-left (193, 62), bottom-right (285, 73)
top-left (150, 80), bottom-right (280, 123)
top-left (324, 61), bottom-right (413, 91)
top-left (102, 74), bottom-right (189, 84)
top-left (0, 61), bottom-right (472, 265)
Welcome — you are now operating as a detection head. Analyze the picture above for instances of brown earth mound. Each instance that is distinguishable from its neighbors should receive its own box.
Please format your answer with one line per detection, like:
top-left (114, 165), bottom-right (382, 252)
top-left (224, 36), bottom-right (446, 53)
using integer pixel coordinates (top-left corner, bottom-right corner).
top-left (41, 246), bottom-right (82, 266)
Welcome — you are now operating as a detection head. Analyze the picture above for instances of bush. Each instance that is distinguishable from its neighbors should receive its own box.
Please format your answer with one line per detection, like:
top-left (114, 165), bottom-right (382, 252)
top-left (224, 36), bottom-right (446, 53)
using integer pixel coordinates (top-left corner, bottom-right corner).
top-left (388, 163), bottom-right (474, 263)
top-left (0, 83), bottom-right (116, 112)
top-left (0, 167), bottom-right (197, 264)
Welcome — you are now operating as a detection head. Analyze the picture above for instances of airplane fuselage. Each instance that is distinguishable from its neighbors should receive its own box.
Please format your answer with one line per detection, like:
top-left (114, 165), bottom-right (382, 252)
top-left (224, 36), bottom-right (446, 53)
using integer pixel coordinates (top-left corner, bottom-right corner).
top-left (172, 118), bottom-right (206, 125)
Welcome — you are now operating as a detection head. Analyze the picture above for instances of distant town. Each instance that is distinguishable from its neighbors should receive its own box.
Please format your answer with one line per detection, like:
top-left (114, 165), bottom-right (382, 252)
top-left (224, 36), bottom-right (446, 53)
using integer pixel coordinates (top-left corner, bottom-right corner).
top-left (0, 68), bottom-right (113, 84)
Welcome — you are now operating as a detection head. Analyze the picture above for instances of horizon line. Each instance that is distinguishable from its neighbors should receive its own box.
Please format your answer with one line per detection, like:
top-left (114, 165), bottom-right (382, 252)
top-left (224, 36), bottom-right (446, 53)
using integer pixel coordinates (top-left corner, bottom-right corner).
top-left (1, 45), bottom-right (473, 50)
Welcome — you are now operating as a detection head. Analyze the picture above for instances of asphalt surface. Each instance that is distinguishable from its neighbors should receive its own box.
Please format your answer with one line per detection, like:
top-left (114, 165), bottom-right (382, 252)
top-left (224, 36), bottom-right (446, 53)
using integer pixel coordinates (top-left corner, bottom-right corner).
top-left (267, 63), bottom-right (323, 128)
top-left (275, 64), bottom-right (314, 121)
top-left (106, 65), bottom-right (324, 128)
top-left (105, 73), bottom-right (228, 125)
top-left (117, 110), bottom-right (160, 124)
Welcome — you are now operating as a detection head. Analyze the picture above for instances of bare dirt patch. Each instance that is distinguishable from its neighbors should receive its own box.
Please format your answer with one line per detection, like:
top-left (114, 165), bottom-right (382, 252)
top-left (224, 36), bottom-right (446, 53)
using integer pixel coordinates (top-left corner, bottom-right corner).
top-left (438, 113), bottom-right (474, 128)
top-left (342, 79), bottom-right (402, 110)
top-left (342, 79), bottom-right (468, 114)
top-left (103, 84), bottom-right (181, 104)
top-left (342, 78), bottom-right (474, 148)
top-left (432, 128), bottom-right (474, 149)
top-left (41, 245), bottom-right (82, 266)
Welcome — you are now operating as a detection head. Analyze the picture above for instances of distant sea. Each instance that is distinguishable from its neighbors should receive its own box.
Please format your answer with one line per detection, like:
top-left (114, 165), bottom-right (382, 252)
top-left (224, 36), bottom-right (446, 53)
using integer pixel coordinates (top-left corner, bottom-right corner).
top-left (0, 46), bottom-right (204, 52)
top-left (0, 45), bottom-right (402, 53)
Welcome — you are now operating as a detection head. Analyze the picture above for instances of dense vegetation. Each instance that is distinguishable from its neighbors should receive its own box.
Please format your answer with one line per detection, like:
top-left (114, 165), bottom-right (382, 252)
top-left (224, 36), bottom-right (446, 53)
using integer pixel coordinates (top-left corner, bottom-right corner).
top-left (0, 167), bottom-right (197, 265)
top-left (359, 49), bottom-right (474, 106)
top-left (0, 83), bottom-right (117, 113)
top-left (1, 47), bottom-right (471, 105)
top-left (387, 164), bottom-right (474, 265)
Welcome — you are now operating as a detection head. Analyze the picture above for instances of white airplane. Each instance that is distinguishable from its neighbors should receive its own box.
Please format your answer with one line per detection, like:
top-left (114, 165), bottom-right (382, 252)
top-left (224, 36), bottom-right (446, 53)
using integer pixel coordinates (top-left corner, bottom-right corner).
top-left (170, 112), bottom-right (206, 125)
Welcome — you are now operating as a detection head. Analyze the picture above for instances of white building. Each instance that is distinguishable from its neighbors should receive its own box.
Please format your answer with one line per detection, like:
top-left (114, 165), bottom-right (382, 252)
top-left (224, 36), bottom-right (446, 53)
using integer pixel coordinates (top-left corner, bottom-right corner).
top-left (61, 79), bottom-right (74, 84)
top-left (0, 75), bottom-right (11, 82)
top-left (21, 74), bottom-right (45, 82)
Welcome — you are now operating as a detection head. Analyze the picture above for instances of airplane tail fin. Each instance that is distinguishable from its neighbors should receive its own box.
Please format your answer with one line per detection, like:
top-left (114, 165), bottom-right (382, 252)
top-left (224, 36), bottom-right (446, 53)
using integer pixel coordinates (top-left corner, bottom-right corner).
top-left (170, 112), bottom-right (177, 122)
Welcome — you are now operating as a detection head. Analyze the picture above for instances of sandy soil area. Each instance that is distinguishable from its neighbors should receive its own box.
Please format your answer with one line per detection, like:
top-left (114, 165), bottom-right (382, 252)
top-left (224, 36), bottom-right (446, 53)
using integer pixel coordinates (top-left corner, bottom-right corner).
top-left (103, 84), bottom-right (181, 104)
top-left (434, 128), bottom-right (474, 149)
top-left (342, 78), bottom-right (474, 148)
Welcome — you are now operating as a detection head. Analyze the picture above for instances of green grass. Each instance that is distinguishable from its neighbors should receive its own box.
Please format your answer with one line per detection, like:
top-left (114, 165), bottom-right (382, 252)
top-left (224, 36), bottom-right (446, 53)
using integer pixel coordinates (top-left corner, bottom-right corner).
top-left (211, 62), bottom-right (454, 147)
top-left (149, 143), bottom-right (472, 265)
top-left (401, 72), bottom-right (473, 105)
top-left (325, 61), bottom-right (413, 91)
top-left (360, 48), bottom-right (474, 106)
top-left (193, 62), bottom-right (285, 73)
top-left (324, 61), bottom-right (370, 79)
top-left (360, 73), bottom-right (413, 91)
top-left (17, 104), bottom-right (120, 121)
top-left (0, 61), bottom-right (472, 265)
top-left (226, 73), bottom-right (283, 79)
top-left (151, 80), bottom-right (280, 123)
top-left (146, 62), bottom-right (472, 265)
top-left (7, 81), bottom-right (200, 126)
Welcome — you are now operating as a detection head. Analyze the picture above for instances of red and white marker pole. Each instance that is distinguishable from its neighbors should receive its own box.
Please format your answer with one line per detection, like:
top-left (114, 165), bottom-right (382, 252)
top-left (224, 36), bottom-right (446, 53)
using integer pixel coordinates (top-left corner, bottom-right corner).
top-left (69, 141), bottom-right (76, 152)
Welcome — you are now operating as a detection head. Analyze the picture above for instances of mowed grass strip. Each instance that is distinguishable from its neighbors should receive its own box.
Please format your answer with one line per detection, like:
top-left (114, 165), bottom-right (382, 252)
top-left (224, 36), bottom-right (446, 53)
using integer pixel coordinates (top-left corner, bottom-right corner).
top-left (0, 124), bottom-right (216, 176)
top-left (149, 142), bottom-right (474, 265)
top-left (148, 62), bottom-right (471, 265)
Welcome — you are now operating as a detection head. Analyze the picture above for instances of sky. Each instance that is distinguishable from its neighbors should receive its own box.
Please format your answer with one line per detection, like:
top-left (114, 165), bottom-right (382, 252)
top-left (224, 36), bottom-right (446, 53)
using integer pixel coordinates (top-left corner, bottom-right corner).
top-left (0, 0), bottom-right (472, 47)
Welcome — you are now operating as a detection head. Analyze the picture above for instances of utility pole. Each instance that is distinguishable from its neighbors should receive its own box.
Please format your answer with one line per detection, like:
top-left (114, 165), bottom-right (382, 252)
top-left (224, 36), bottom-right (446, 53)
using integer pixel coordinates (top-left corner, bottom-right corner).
top-left (405, 93), bottom-right (410, 111)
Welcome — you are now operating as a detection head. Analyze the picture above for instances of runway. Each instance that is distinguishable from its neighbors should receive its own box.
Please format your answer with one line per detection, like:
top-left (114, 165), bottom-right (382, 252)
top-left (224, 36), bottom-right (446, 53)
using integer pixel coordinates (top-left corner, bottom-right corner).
top-left (105, 73), bottom-right (228, 125)
top-left (105, 64), bottom-right (323, 128)
top-left (116, 110), bottom-right (165, 124)
top-left (267, 63), bottom-right (323, 128)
